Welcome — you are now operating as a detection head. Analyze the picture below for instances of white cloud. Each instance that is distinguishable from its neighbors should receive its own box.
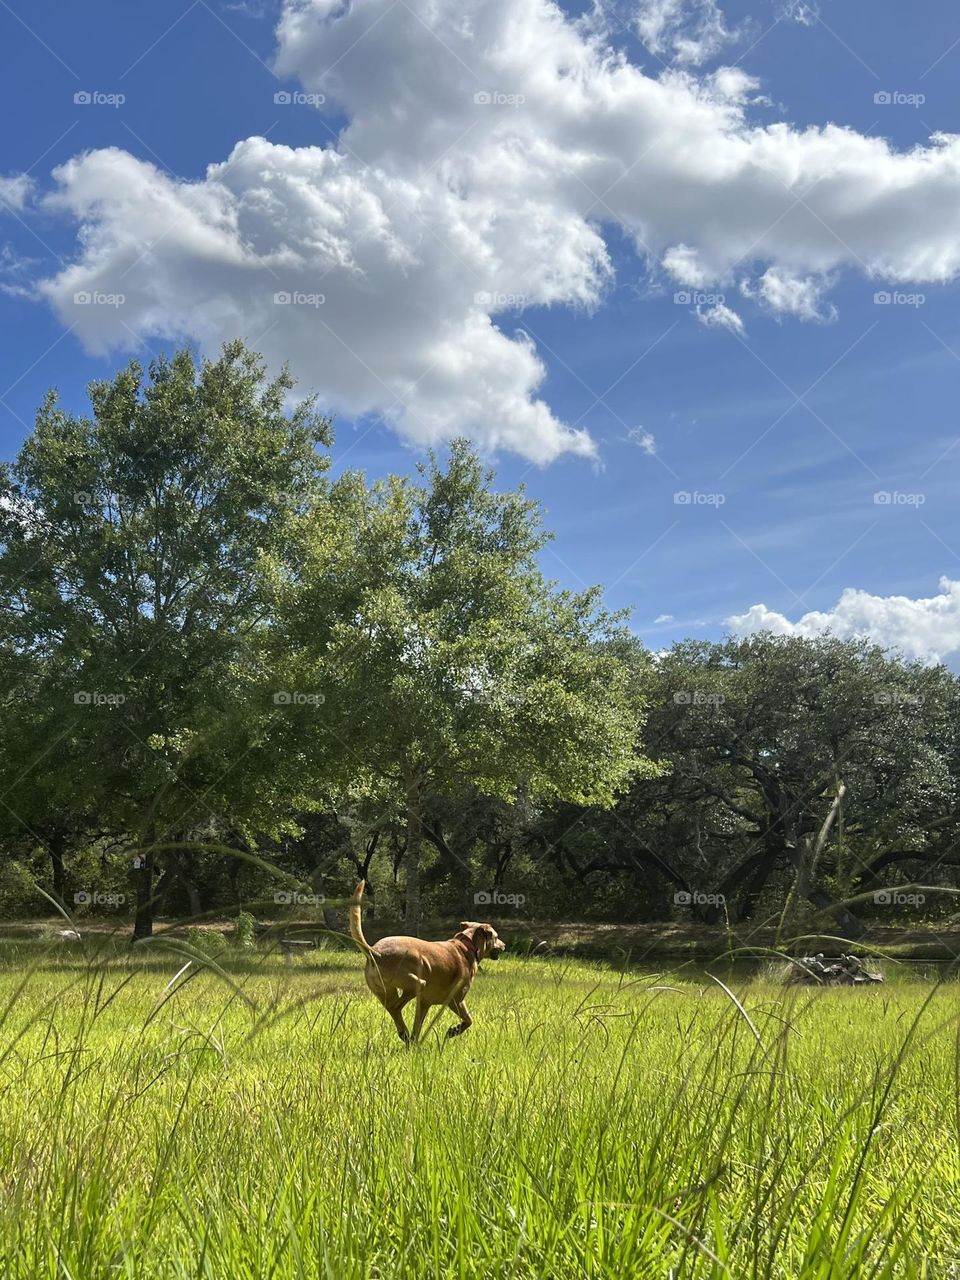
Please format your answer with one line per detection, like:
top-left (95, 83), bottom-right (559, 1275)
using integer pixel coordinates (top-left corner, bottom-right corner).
top-left (29, 0), bottom-right (960, 463)
top-left (626, 426), bottom-right (657, 453)
top-left (654, 613), bottom-right (674, 623)
top-left (635, 0), bottom-right (745, 66)
top-left (743, 266), bottom-right (837, 322)
top-left (0, 175), bottom-right (33, 212)
top-left (704, 66), bottom-right (766, 105)
top-left (776, 0), bottom-right (819, 26)
top-left (662, 243), bottom-right (709, 288)
top-left (221, 1), bottom-right (273, 14)
top-left (728, 578), bottom-right (960, 664)
top-left (39, 141), bottom-right (600, 464)
top-left (0, 244), bottom-right (38, 298)
top-left (696, 301), bottom-right (745, 335)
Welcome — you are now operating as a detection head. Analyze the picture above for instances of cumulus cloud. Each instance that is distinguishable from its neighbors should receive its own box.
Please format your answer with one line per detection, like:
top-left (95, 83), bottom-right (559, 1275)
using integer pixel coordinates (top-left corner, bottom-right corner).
top-left (634, 0), bottom-right (745, 66)
top-left (0, 175), bottom-right (33, 212)
top-left (728, 578), bottom-right (960, 664)
top-left (30, 0), bottom-right (960, 462)
top-left (39, 140), bottom-right (601, 464)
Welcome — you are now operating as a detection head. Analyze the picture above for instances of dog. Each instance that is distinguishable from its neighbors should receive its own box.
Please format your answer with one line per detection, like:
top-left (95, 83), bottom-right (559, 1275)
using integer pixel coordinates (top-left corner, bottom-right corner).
top-left (349, 881), bottom-right (505, 1043)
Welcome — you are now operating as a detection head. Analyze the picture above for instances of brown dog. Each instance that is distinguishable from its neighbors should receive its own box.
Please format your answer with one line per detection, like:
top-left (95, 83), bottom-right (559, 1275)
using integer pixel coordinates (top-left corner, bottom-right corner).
top-left (349, 881), bottom-right (505, 1043)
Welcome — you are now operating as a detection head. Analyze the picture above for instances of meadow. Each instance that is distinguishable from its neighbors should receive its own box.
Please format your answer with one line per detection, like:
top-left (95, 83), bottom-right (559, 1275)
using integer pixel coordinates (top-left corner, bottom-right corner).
top-left (0, 937), bottom-right (957, 1279)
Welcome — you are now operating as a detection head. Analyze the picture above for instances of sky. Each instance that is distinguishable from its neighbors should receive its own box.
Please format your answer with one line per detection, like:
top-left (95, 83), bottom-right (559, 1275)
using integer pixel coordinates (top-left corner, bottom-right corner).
top-left (1, 0), bottom-right (960, 662)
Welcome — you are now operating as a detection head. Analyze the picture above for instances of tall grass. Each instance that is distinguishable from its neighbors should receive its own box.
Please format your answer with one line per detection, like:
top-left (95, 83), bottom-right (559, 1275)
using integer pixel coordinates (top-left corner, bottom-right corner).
top-left (0, 939), bottom-right (956, 1277)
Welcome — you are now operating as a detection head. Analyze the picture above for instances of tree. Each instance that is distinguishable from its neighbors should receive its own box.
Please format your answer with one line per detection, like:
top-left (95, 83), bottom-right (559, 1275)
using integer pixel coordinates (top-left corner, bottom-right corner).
top-left (0, 639), bottom-right (104, 908)
top-left (291, 440), bottom-right (656, 931)
top-left (609, 634), bottom-right (957, 934)
top-left (0, 341), bottom-right (335, 937)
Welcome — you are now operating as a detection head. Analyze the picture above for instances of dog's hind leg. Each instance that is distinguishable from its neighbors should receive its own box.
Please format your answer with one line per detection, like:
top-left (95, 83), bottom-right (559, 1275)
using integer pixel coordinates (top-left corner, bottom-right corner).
top-left (375, 989), bottom-right (414, 1043)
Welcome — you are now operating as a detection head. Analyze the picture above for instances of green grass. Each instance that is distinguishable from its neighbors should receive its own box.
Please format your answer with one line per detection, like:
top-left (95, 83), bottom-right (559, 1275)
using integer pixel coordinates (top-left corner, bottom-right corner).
top-left (0, 938), bottom-right (958, 1278)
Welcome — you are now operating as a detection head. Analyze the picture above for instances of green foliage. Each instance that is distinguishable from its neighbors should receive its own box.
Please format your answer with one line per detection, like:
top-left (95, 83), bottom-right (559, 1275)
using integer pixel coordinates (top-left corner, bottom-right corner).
top-left (232, 911), bottom-right (257, 948)
top-left (184, 926), bottom-right (228, 958)
top-left (285, 439), bottom-right (656, 924)
top-left (309, 441), bottom-right (653, 803)
top-left (0, 341), bottom-right (334, 847)
top-left (0, 341), bottom-right (957, 938)
top-left (564, 632), bottom-right (960, 927)
top-left (0, 857), bottom-right (42, 918)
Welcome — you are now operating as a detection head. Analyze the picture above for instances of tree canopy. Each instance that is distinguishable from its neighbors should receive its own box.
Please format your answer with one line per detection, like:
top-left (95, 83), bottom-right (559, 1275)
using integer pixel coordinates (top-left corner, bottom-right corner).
top-left (0, 342), bottom-right (664, 936)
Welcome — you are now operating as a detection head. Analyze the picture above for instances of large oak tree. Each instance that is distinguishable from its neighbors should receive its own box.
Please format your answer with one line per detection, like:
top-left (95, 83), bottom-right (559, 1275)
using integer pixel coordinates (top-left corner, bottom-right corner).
top-left (289, 440), bottom-right (657, 930)
top-left (0, 342), bottom-right (335, 937)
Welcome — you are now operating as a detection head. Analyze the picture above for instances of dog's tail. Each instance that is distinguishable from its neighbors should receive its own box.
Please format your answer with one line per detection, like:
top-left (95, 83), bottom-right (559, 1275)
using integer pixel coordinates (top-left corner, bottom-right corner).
top-left (349, 881), bottom-right (376, 958)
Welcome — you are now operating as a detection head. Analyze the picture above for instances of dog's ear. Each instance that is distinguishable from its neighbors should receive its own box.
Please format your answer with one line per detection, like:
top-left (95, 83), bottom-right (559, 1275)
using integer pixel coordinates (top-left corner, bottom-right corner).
top-left (473, 924), bottom-right (494, 952)
top-left (459, 921), bottom-right (480, 933)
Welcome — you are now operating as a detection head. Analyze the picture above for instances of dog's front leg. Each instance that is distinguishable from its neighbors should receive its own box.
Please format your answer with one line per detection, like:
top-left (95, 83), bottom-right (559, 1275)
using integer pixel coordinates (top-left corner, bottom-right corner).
top-left (410, 995), bottom-right (430, 1044)
top-left (445, 999), bottom-right (472, 1038)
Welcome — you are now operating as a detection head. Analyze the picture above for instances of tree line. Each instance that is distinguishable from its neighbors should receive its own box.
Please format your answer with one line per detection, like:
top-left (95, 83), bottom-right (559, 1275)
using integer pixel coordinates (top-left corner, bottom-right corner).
top-left (0, 342), bottom-right (956, 940)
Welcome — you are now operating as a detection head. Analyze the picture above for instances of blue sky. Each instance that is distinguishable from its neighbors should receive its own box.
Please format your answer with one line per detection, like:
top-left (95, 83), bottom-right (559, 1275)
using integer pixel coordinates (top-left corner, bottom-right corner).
top-left (1, 0), bottom-right (960, 659)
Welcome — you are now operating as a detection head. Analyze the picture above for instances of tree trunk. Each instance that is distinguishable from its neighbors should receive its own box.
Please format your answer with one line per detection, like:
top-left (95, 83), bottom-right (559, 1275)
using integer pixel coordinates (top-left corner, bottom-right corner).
top-left (807, 888), bottom-right (867, 940)
top-left (133, 838), bottom-right (156, 941)
top-left (423, 818), bottom-right (473, 916)
top-left (49, 829), bottom-right (66, 907)
top-left (460, 865), bottom-right (474, 920)
top-left (404, 781), bottom-right (422, 936)
top-left (228, 856), bottom-right (241, 912)
top-left (737, 852), bottom-right (778, 922)
top-left (309, 864), bottom-right (342, 934)
top-left (180, 850), bottom-right (202, 919)
top-left (789, 783), bottom-right (858, 936)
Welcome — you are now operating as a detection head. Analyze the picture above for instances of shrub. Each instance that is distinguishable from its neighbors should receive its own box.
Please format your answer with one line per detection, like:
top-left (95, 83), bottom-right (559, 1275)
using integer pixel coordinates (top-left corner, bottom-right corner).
top-left (232, 911), bottom-right (257, 949)
top-left (184, 926), bottom-right (228, 958)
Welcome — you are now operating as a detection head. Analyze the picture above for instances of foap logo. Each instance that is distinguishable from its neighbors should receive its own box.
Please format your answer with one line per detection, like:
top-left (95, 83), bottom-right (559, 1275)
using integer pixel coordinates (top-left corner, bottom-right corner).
top-left (74, 691), bottom-right (126, 706)
top-left (74, 90), bottom-right (125, 108)
top-left (73, 290), bottom-right (125, 308)
top-left (473, 90), bottom-right (526, 106)
top-left (674, 491), bottom-right (725, 506)
top-left (273, 90), bottom-right (325, 106)
top-left (674, 890), bottom-right (725, 906)
top-left (874, 890), bottom-right (925, 906)
top-left (273, 291), bottom-right (325, 307)
top-left (74, 890), bottom-right (125, 907)
top-left (274, 890), bottom-right (324, 906)
top-left (272, 691), bottom-right (325, 706)
top-left (873, 290), bottom-right (926, 307)
top-left (674, 290), bottom-right (725, 306)
top-left (873, 689), bottom-right (924, 707)
top-left (873, 90), bottom-right (925, 107)
top-left (474, 290), bottom-right (528, 309)
top-left (474, 889), bottom-right (525, 907)
top-left (673, 690), bottom-right (724, 707)
top-left (874, 491), bottom-right (925, 506)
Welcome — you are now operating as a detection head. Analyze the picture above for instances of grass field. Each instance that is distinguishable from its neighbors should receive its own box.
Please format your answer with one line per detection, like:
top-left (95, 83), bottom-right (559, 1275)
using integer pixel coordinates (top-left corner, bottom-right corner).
top-left (0, 938), bottom-right (957, 1278)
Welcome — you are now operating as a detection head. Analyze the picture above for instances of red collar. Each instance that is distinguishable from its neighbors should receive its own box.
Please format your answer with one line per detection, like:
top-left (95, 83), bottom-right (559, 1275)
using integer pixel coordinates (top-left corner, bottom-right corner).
top-left (458, 936), bottom-right (481, 961)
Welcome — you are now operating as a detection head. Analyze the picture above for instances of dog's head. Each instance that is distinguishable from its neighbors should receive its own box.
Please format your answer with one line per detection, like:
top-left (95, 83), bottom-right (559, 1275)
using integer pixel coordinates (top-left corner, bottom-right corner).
top-left (457, 922), bottom-right (506, 961)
